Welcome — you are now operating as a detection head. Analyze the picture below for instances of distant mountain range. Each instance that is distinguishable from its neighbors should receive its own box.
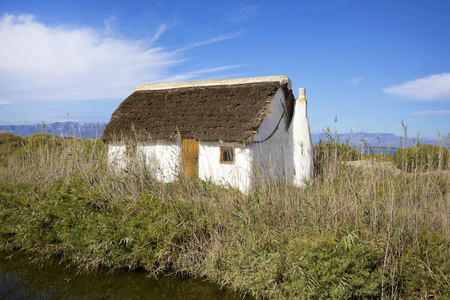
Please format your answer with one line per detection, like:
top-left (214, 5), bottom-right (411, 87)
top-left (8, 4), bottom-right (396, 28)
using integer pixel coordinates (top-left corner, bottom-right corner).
top-left (0, 122), bottom-right (441, 147)
top-left (0, 122), bottom-right (106, 139)
top-left (311, 132), bottom-right (440, 148)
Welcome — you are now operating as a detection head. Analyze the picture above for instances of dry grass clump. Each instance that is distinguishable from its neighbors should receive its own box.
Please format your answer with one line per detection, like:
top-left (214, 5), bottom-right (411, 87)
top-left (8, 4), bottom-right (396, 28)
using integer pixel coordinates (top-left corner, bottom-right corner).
top-left (0, 132), bottom-right (449, 299)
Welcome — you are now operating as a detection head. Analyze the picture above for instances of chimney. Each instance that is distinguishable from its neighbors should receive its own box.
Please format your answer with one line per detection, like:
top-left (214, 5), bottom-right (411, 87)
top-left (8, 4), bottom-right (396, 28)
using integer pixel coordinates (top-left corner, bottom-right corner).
top-left (298, 88), bottom-right (306, 99)
top-left (291, 88), bottom-right (314, 185)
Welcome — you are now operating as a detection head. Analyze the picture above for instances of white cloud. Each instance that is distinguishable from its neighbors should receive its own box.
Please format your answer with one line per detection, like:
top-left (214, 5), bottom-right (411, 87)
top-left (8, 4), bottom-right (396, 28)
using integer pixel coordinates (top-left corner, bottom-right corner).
top-left (413, 110), bottom-right (450, 116)
top-left (225, 4), bottom-right (260, 24)
top-left (350, 77), bottom-right (363, 87)
top-left (0, 117), bottom-right (14, 124)
top-left (162, 65), bottom-right (242, 82)
top-left (152, 24), bottom-right (168, 43)
top-left (384, 73), bottom-right (450, 101)
top-left (0, 13), bottom-right (237, 103)
top-left (174, 32), bottom-right (242, 53)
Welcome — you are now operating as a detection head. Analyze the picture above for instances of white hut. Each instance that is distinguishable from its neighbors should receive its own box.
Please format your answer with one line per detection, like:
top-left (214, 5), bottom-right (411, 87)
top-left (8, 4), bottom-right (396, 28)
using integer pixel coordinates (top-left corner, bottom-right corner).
top-left (101, 76), bottom-right (313, 192)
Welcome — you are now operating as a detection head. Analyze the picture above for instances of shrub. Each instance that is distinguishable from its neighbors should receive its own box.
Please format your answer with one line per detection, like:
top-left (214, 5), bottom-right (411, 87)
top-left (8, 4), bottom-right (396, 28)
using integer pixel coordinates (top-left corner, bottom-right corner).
top-left (1, 131), bottom-right (449, 299)
top-left (393, 144), bottom-right (450, 172)
top-left (0, 132), bottom-right (27, 166)
top-left (283, 236), bottom-right (385, 299)
top-left (0, 132), bottom-right (26, 146)
top-left (313, 142), bottom-right (360, 176)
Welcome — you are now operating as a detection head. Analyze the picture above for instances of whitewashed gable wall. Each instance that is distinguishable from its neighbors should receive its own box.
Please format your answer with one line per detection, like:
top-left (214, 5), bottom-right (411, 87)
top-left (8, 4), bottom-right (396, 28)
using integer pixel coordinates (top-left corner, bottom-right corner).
top-left (250, 88), bottom-right (294, 185)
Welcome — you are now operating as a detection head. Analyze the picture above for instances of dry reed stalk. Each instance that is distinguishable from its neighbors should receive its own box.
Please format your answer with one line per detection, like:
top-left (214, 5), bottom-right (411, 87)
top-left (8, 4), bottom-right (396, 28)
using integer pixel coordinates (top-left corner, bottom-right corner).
top-left (1, 132), bottom-right (449, 299)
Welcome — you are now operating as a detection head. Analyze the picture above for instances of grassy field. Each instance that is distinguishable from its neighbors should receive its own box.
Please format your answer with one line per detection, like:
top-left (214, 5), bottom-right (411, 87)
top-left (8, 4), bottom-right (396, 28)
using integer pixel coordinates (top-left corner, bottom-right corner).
top-left (0, 132), bottom-right (449, 299)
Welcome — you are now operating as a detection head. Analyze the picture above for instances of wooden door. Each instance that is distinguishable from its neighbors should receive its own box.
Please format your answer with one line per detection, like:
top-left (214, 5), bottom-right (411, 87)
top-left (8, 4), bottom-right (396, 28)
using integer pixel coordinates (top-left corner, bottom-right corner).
top-left (181, 139), bottom-right (199, 176)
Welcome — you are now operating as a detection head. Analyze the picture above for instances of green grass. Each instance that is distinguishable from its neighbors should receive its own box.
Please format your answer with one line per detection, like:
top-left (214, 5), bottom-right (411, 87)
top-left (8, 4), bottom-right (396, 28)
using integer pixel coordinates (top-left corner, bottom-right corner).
top-left (0, 132), bottom-right (449, 299)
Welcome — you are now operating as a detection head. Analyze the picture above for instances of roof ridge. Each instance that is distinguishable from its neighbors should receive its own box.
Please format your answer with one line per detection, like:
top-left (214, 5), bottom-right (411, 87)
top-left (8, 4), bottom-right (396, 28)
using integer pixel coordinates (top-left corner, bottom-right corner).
top-left (135, 75), bottom-right (291, 91)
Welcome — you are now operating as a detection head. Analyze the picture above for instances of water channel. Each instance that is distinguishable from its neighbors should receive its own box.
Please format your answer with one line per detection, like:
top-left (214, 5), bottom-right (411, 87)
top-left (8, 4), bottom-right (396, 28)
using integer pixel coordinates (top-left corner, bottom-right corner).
top-left (354, 147), bottom-right (397, 155)
top-left (0, 251), bottom-right (250, 299)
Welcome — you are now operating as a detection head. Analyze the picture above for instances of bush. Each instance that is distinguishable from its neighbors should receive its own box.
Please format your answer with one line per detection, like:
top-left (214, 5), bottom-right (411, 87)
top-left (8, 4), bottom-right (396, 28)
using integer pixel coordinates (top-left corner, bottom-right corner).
top-left (314, 142), bottom-right (360, 175)
top-left (283, 236), bottom-right (385, 299)
top-left (393, 144), bottom-right (450, 172)
top-left (1, 131), bottom-right (449, 299)
top-left (0, 132), bottom-right (27, 166)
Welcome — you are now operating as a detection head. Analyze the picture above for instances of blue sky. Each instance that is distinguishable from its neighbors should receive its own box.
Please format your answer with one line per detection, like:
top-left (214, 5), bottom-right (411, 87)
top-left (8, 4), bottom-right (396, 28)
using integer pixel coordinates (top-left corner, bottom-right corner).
top-left (1, 0), bottom-right (449, 139)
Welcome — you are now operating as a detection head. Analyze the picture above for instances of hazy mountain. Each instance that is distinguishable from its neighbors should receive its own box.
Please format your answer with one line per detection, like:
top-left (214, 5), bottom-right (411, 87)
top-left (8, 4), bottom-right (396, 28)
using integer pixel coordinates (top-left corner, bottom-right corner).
top-left (0, 122), bottom-right (106, 139)
top-left (0, 122), bottom-right (441, 147)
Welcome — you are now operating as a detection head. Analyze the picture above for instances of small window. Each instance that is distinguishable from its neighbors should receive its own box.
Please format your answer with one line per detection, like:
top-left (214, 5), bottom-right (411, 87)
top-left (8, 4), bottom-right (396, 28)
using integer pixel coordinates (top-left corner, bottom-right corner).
top-left (220, 147), bottom-right (235, 164)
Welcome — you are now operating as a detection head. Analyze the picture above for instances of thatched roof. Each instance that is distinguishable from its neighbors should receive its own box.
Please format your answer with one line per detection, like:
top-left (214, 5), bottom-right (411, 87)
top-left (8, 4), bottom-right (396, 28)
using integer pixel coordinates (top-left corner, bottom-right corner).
top-left (101, 76), bottom-right (294, 143)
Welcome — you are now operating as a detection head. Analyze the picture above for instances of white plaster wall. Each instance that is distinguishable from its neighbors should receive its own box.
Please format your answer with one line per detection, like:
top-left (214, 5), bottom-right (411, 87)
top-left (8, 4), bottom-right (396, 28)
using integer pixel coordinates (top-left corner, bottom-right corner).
top-left (108, 145), bottom-right (127, 170)
top-left (250, 88), bottom-right (293, 184)
top-left (199, 141), bottom-right (252, 192)
top-left (109, 140), bottom-right (252, 192)
top-left (138, 140), bottom-right (180, 182)
top-left (107, 140), bottom-right (180, 182)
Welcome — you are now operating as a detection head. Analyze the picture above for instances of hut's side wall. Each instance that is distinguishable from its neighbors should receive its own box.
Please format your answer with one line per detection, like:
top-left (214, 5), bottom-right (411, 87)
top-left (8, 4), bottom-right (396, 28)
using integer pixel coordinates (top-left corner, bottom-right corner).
top-left (250, 88), bottom-right (294, 184)
top-left (138, 140), bottom-right (180, 182)
top-left (199, 142), bottom-right (252, 192)
top-left (108, 145), bottom-right (127, 170)
top-left (107, 140), bottom-right (180, 182)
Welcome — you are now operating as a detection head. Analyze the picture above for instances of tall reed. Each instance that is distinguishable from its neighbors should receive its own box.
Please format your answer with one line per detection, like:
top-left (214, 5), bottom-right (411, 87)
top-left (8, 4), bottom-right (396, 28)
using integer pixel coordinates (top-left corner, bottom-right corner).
top-left (0, 132), bottom-right (448, 299)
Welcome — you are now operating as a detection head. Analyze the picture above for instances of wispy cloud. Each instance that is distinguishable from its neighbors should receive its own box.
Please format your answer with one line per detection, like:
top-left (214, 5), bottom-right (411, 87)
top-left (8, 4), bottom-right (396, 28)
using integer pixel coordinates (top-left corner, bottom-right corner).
top-left (413, 110), bottom-right (450, 116)
top-left (384, 73), bottom-right (450, 101)
top-left (162, 65), bottom-right (242, 82)
top-left (103, 15), bottom-right (117, 34)
top-left (350, 77), bottom-right (363, 87)
top-left (149, 23), bottom-right (168, 45)
top-left (225, 4), bottom-right (260, 24)
top-left (0, 117), bottom-right (13, 124)
top-left (173, 32), bottom-right (242, 53)
top-left (0, 13), bottom-right (238, 104)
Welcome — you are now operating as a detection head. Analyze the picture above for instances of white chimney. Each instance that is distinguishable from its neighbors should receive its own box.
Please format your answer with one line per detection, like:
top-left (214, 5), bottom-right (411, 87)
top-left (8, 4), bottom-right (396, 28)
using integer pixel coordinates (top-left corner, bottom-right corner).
top-left (298, 88), bottom-right (306, 99)
top-left (291, 88), bottom-right (314, 185)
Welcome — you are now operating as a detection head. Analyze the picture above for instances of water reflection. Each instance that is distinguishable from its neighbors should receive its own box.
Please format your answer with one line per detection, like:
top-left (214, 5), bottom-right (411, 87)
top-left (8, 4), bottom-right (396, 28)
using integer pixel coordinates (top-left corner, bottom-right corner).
top-left (0, 252), bottom-right (249, 299)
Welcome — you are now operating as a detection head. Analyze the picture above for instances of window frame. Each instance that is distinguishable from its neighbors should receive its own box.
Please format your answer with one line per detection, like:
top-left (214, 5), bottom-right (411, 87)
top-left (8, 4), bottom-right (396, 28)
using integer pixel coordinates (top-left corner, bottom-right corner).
top-left (220, 146), bottom-right (235, 164)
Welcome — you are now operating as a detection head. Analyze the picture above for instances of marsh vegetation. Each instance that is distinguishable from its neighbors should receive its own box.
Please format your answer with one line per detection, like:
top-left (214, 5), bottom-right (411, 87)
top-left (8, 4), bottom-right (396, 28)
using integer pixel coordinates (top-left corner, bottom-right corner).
top-left (0, 132), bottom-right (449, 299)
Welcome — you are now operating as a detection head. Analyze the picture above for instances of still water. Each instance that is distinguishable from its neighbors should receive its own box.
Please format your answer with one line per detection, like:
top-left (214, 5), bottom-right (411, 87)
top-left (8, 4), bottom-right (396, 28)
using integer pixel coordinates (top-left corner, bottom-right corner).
top-left (354, 148), bottom-right (397, 155)
top-left (0, 252), bottom-right (250, 299)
